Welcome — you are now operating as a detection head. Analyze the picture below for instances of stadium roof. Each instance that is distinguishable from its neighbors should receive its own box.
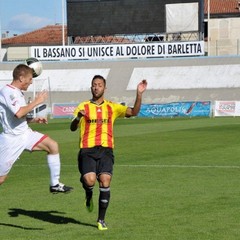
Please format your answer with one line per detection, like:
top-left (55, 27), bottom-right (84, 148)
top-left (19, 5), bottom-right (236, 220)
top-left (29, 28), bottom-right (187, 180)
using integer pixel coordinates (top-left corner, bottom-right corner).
top-left (2, 25), bottom-right (67, 47)
top-left (204, 0), bottom-right (240, 14)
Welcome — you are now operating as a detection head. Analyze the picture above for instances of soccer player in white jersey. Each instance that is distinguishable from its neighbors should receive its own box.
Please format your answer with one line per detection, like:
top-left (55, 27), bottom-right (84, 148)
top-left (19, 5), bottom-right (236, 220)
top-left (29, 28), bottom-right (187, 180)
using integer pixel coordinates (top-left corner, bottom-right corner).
top-left (0, 64), bottom-right (72, 193)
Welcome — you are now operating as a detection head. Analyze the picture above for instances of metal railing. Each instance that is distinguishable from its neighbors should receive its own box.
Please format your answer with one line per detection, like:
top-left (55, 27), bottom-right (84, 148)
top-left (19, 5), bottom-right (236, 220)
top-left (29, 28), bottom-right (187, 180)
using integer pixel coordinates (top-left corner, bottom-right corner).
top-left (69, 31), bottom-right (202, 45)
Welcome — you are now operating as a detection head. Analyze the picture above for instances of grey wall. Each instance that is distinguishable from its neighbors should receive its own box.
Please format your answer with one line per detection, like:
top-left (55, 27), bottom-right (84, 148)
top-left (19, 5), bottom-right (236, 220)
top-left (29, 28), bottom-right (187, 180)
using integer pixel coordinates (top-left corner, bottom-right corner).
top-left (1, 56), bottom-right (240, 106)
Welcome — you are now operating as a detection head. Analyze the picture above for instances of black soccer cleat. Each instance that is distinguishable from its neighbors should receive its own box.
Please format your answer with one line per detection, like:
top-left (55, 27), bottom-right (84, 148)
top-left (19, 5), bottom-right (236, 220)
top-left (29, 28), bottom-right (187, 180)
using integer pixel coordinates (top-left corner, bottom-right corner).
top-left (50, 183), bottom-right (73, 194)
top-left (85, 197), bottom-right (94, 212)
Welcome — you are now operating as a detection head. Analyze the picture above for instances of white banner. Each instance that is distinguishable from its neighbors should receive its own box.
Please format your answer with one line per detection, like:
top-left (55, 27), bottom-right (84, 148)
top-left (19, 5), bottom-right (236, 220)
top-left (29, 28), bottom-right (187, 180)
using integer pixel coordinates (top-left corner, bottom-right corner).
top-left (166, 3), bottom-right (199, 32)
top-left (30, 41), bottom-right (204, 61)
top-left (214, 101), bottom-right (240, 117)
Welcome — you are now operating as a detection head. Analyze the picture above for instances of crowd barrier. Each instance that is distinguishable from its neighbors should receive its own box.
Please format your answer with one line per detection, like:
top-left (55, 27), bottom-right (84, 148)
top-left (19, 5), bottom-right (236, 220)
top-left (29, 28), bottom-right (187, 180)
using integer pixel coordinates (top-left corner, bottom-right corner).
top-left (138, 101), bottom-right (211, 118)
top-left (50, 101), bottom-right (212, 118)
top-left (50, 101), bottom-right (240, 119)
top-left (214, 101), bottom-right (240, 117)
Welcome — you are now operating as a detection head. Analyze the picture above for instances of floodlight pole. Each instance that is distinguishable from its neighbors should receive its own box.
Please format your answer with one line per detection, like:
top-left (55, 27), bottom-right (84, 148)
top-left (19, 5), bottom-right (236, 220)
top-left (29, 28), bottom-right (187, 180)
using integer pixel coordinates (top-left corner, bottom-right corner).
top-left (33, 79), bottom-right (36, 118)
top-left (62, 0), bottom-right (65, 46)
top-left (207, 0), bottom-right (210, 56)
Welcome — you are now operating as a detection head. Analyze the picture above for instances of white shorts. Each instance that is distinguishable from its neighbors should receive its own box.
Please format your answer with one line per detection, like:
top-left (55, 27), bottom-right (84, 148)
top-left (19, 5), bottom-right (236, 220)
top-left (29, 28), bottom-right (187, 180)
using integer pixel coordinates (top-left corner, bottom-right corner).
top-left (0, 128), bottom-right (47, 176)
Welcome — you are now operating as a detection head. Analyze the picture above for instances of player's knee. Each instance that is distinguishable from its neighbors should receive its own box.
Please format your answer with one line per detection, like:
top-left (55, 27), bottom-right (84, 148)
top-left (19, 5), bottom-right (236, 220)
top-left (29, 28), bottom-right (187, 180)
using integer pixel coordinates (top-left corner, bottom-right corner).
top-left (98, 174), bottom-right (111, 187)
top-left (40, 137), bottom-right (59, 154)
top-left (48, 139), bottom-right (59, 154)
top-left (83, 174), bottom-right (96, 186)
top-left (86, 178), bottom-right (96, 187)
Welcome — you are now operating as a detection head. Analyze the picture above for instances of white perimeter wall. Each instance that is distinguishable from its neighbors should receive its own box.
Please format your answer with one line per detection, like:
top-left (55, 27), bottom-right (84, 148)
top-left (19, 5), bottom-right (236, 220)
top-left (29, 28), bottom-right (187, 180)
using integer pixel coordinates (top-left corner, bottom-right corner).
top-left (0, 56), bottom-right (240, 105)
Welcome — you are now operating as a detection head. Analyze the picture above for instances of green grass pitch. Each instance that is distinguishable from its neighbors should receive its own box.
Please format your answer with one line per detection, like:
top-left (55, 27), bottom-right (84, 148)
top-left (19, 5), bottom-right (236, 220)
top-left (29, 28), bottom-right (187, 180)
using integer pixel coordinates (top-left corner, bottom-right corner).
top-left (1, 117), bottom-right (240, 240)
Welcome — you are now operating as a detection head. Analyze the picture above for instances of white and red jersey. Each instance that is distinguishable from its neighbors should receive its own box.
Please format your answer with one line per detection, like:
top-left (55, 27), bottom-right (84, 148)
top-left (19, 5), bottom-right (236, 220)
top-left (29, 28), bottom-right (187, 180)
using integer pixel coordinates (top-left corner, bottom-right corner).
top-left (0, 84), bottom-right (28, 135)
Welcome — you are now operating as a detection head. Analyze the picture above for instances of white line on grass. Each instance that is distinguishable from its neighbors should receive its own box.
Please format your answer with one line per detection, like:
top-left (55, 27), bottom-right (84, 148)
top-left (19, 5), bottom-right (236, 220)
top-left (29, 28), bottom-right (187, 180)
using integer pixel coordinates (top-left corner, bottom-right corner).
top-left (118, 164), bottom-right (240, 169)
top-left (15, 164), bottom-right (240, 169)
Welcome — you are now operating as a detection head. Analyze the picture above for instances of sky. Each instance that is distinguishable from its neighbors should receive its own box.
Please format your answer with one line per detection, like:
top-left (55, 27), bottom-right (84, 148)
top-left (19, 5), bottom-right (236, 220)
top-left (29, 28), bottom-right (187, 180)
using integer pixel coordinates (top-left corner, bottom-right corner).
top-left (0, 0), bottom-right (66, 37)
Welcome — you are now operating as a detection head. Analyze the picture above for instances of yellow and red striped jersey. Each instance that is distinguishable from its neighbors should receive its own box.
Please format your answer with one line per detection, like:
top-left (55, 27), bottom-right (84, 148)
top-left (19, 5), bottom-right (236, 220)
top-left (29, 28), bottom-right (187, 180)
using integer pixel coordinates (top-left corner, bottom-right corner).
top-left (73, 100), bottom-right (128, 148)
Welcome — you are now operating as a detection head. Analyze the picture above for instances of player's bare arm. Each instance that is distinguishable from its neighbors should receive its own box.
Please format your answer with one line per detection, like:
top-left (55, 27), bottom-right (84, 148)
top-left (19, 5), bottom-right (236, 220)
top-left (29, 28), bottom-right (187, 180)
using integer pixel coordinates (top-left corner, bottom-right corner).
top-left (70, 110), bottom-right (85, 131)
top-left (15, 91), bottom-right (48, 118)
top-left (125, 80), bottom-right (147, 117)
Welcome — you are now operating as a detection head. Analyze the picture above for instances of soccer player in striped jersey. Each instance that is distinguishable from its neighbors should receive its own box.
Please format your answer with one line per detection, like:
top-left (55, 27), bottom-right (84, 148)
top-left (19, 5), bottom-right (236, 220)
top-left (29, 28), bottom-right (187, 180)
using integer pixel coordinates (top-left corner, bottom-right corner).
top-left (0, 64), bottom-right (72, 193)
top-left (70, 75), bottom-right (147, 230)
